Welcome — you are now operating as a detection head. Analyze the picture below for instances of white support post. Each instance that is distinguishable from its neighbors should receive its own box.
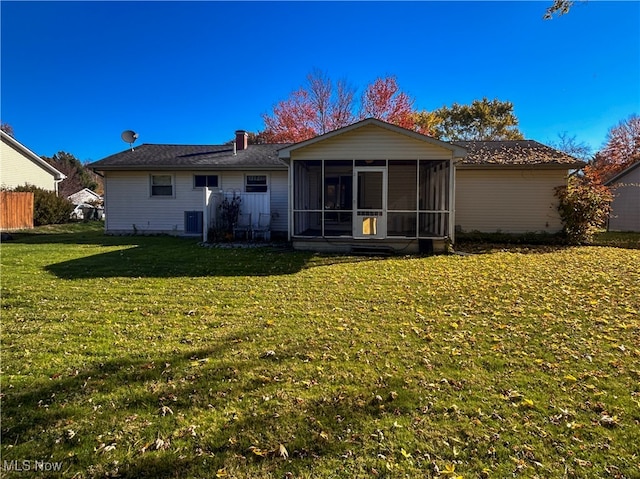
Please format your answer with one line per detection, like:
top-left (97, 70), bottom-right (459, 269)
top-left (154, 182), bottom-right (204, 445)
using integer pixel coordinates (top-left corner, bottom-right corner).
top-left (203, 186), bottom-right (210, 243)
top-left (449, 159), bottom-right (457, 244)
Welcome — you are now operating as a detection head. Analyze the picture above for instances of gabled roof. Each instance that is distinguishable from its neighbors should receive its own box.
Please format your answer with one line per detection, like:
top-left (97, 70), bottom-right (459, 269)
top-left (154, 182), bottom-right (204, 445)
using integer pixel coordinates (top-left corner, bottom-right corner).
top-left (604, 160), bottom-right (640, 185)
top-left (277, 118), bottom-right (468, 159)
top-left (454, 140), bottom-right (584, 168)
top-left (88, 143), bottom-right (289, 171)
top-left (1, 130), bottom-right (66, 180)
top-left (68, 188), bottom-right (102, 203)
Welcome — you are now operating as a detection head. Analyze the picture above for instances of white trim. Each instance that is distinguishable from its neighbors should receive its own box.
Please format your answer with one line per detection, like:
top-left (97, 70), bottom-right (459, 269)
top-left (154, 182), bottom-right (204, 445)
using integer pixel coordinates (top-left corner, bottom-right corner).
top-left (149, 173), bottom-right (175, 198)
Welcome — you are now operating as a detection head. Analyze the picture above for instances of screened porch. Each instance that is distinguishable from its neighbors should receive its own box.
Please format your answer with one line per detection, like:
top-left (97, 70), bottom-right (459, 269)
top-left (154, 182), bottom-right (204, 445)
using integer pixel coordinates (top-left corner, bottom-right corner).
top-left (291, 159), bottom-right (452, 240)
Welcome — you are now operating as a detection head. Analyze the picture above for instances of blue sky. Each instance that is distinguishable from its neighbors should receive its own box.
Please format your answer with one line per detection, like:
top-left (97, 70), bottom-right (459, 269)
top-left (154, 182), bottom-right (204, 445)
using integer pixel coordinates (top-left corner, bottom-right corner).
top-left (1, 1), bottom-right (639, 162)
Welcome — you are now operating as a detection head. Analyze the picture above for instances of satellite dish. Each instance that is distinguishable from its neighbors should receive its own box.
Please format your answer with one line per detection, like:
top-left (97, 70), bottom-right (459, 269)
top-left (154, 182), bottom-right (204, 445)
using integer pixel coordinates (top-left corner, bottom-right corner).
top-left (121, 130), bottom-right (139, 150)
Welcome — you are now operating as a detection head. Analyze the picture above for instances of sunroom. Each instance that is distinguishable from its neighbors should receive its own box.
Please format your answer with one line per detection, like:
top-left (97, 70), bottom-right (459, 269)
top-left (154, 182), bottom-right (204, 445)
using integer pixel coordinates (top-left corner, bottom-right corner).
top-left (278, 119), bottom-right (467, 253)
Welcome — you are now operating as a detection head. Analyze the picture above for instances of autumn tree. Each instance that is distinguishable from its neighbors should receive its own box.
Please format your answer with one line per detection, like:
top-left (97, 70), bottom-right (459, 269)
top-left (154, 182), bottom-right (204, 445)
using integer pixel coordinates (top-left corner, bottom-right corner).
top-left (261, 71), bottom-right (426, 142)
top-left (359, 76), bottom-right (416, 131)
top-left (591, 114), bottom-right (640, 181)
top-left (261, 69), bottom-right (356, 143)
top-left (555, 166), bottom-right (612, 244)
top-left (430, 98), bottom-right (524, 141)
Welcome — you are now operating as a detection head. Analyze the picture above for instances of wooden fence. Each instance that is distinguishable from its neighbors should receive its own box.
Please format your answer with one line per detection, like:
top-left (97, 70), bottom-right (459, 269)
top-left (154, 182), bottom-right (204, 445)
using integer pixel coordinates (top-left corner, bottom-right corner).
top-left (0, 191), bottom-right (34, 230)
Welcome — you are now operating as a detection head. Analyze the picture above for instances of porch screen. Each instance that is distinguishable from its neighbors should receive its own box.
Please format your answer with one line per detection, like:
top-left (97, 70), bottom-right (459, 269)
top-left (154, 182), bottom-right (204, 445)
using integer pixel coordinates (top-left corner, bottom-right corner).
top-left (387, 161), bottom-right (417, 236)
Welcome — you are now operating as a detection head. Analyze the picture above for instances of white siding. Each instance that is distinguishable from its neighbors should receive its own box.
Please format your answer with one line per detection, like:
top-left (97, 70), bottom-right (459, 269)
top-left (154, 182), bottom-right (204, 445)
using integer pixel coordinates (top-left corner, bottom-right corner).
top-left (291, 124), bottom-right (453, 161)
top-left (270, 170), bottom-right (288, 233)
top-left (104, 170), bottom-right (287, 235)
top-left (0, 137), bottom-right (58, 191)
top-left (455, 168), bottom-right (566, 233)
top-left (608, 165), bottom-right (640, 232)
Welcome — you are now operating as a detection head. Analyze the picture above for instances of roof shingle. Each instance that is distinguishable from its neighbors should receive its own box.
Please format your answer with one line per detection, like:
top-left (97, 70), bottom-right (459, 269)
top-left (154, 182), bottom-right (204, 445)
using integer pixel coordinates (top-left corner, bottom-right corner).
top-left (453, 140), bottom-right (584, 167)
top-left (88, 143), bottom-right (290, 170)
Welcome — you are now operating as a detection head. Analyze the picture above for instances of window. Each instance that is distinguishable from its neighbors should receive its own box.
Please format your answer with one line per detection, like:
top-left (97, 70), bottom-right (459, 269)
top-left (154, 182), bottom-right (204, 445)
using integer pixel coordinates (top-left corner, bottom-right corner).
top-left (194, 175), bottom-right (219, 188)
top-left (151, 175), bottom-right (173, 196)
top-left (245, 174), bottom-right (267, 193)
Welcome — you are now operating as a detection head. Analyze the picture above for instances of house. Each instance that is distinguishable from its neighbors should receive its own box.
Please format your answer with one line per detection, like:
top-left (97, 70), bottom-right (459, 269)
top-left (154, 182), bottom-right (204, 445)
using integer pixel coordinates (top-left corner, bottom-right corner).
top-left (0, 130), bottom-right (66, 193)
top-left (68, 188), bottom-right (103, 205)
top-left (278, 119), bottom-right (465, 253)
top-left (453, 140), bottom-right (583, 234)
top-left (89, 130), bottom-right (289, 237)
top-left (605, 161), bottom-right (640, 232)
top-left (88, 118), bottom-right (583, 253)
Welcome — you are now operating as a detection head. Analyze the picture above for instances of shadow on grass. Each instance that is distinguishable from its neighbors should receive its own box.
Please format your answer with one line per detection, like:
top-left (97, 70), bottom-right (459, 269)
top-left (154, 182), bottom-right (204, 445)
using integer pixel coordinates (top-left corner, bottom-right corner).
top-left (1, 328), bottom-right (399, 479)
top-left (43, 242), bottom-right (391, 279)
top-left (5, 224), bottom-right (391, 279)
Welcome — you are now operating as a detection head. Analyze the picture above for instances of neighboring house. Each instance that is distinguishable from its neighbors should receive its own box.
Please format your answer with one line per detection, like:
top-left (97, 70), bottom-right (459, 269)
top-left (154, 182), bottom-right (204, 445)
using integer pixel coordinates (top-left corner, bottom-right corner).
top-left (89, 118), bottom-right (582, 253)
top-left (68, 188), bottom-right (103, 205)
top-left (0, 130), bottom-right (66, 193)
top-left (605, 161), bottom-right (640, 232)
top-left (454, 141), bottom-right (583, 234)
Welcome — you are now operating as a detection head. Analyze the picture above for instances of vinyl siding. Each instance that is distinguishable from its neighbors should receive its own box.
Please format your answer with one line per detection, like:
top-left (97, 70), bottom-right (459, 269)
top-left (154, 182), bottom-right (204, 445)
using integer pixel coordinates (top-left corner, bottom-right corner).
top-left (455, 168), bottom-right (566, 233)
top-left (0, 137), bottom-right (58, 191)
top-left (104, 170), bottom-right (288, 234)
top-left (608, 165), bottom-right (640, 232)
top-left (291, 124), bottom-right (453, 161)
top-left (270, 171), bottom-right (288, 232)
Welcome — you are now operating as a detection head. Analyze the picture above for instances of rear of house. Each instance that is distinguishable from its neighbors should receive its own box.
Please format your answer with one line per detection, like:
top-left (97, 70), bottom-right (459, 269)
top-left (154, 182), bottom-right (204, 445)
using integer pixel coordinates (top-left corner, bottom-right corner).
top-left (454, 141), bottom-right (583, 234)
top-left (89, 120), bottom-right (583, 251)
top-left (279, 119), bottom-right (466, 253)
top-left (90, 132), bottom-right (289, 237)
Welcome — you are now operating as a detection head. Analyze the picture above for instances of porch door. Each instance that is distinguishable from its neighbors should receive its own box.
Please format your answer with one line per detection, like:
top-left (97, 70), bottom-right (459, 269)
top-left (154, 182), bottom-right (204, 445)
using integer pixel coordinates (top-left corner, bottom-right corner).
top-left (353, 167), bottom-right (386, 239)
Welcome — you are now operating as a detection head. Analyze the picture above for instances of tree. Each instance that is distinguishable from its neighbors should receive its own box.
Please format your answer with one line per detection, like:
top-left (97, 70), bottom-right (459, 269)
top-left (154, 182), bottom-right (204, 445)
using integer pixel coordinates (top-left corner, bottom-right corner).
top-left (591, 114), bottom-right (640, 180)
top-left (1, 122), bottom-right (15, 137)
top-left (544, 0), bottom-right (575, 19)
top-left (42, 151), bottom-right (101, 198)
top-left (359, 76), bottom-right (416, 131)
top-left (548, 132), bottom-right (593, 162)
top-left (430, 98), bottom-right (524, 141)
top-left (261, 71), bottom-right (423, 142)
top-left (261, 69), bottom-right (356, 143)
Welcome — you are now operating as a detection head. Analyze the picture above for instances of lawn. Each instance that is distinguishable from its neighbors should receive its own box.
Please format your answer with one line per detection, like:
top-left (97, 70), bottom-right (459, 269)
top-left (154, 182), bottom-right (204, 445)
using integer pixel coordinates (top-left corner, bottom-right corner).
top-left (1, 224), bottom-right (639, 478)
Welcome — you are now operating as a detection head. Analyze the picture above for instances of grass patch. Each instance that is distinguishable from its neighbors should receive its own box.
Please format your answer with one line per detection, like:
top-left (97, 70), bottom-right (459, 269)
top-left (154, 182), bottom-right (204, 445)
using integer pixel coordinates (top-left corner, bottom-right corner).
top-left (2, 224), bottom-right (639, 478)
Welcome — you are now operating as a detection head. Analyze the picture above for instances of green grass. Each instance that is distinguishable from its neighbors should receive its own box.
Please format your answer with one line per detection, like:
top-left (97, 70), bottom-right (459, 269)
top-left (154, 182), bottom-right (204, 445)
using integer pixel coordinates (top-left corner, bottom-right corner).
top-left (2, 224), bottom-right (639, 478)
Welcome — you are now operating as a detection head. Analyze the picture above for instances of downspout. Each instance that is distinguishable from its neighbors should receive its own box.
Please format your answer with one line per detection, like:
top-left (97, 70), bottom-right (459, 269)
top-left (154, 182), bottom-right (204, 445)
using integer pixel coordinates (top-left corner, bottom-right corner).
top-left (54, 174), bottom-right (66, 196)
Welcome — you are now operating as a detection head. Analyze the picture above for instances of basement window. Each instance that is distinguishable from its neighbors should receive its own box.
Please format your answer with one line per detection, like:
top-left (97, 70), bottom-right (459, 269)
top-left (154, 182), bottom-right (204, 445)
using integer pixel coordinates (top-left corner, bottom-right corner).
top-left (245, 175), bottom-right (268, 193)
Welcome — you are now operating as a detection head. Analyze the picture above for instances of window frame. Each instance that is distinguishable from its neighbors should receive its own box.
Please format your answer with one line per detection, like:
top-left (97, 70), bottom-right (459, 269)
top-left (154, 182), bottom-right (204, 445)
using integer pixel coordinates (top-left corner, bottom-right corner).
top-left (150, 174), bottom-right (175, 198)
top-left (245, 174), bottom-right (268, 193)
top-left (193, 174), bottom-right (219, 189)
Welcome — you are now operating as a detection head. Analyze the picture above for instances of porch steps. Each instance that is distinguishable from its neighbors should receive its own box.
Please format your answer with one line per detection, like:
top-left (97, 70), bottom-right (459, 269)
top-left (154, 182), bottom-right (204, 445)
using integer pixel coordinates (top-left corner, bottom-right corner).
top-left (350, 245), bottom-right (395, 256)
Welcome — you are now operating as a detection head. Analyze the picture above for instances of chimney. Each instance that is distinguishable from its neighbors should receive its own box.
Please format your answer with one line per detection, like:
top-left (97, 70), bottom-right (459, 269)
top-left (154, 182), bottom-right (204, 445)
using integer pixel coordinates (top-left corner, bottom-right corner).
top-left (235, 130), bottom-right (248, 152)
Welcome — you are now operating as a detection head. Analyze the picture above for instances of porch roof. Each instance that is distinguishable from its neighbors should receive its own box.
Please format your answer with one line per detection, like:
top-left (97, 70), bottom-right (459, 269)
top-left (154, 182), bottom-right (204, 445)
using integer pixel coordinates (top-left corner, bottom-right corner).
top-left (88, 143), bottom-right (289, 171)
